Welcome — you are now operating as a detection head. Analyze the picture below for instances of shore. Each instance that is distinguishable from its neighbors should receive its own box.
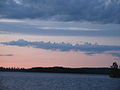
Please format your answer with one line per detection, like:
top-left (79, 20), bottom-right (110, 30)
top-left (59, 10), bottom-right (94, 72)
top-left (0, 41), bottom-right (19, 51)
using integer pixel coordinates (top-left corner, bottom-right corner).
top-left (0, 67), bottom-right (111, 75)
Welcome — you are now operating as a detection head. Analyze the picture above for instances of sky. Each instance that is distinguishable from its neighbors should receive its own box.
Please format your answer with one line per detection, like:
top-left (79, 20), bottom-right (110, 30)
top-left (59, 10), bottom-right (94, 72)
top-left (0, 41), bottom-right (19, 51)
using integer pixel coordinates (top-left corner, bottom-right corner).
top-left (0, 0), bottom-right (120, 68)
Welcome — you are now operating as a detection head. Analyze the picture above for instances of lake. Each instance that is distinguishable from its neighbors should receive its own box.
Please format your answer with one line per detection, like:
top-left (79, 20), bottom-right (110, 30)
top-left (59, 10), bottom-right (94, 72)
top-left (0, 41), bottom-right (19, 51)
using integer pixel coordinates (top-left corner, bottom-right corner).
top-left (0, 72), bottom-right (120, 90)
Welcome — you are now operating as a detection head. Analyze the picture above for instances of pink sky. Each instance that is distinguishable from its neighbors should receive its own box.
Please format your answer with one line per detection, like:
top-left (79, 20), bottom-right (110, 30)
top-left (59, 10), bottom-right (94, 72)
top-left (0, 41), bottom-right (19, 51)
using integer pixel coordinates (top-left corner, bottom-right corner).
top-left (0, 44), bottom-right (115, 68)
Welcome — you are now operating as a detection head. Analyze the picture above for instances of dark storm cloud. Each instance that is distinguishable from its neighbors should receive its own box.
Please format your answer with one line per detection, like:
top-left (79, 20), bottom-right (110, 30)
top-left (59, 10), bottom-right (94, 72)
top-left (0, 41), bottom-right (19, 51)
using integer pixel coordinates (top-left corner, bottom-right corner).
top-left (0, 0), bottom-right (120, 24)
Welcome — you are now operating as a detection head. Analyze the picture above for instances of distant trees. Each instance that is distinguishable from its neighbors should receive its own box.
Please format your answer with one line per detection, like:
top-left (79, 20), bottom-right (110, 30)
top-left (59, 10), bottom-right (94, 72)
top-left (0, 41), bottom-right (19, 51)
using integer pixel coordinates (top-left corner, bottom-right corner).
top-left (0, 67), bottom-right (25, 72)
top-left (0, 66), bottom-right (116, 75)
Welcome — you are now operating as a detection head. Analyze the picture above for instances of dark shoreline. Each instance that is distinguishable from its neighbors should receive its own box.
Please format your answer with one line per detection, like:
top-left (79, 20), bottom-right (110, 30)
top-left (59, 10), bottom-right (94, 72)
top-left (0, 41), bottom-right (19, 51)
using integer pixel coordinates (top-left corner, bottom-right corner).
top-left (0, 67), bottom-right (111, 75)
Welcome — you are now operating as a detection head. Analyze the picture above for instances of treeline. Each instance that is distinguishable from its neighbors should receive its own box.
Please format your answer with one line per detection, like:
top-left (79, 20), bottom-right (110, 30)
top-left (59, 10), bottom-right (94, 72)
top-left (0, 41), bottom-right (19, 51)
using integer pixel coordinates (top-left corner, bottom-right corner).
top-left (0, 67), bottom-right (25, 72)
top-left (0, 66), bottom-right (111, 74)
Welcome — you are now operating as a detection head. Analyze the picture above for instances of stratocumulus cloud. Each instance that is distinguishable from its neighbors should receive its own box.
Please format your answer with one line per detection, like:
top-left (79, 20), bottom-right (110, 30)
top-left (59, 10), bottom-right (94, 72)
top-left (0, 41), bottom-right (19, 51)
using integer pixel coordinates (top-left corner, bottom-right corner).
top-left (0, 0), bottom-right (120, 24)
top-left (0, 54), bottom-right (14, 56)
top-left (1, 39), bottom-right (120, 57)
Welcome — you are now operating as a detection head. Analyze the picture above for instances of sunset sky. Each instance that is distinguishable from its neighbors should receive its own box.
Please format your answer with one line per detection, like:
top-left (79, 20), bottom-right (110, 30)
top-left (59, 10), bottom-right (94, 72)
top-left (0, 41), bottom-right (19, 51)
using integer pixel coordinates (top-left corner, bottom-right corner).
top-left (0, 0), bottom-right (120, 68)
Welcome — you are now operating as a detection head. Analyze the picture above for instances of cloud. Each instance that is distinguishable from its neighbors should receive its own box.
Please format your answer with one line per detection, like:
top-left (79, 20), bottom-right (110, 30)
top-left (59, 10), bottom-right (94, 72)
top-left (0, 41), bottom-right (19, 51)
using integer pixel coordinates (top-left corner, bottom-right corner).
top-left (0, 21), bottom-right (120, 36)
top-left (13, 0), bottom-right (22, 5)
top-left (38, 27), bottom-right (98, 31)
top-left (110, 52), bottom-right (120, 58)
top-left (0, 19), bottom-right (23, 22)
top-left (0, 0), bottom-right (120, 24)
top-left (1, 39), bottom-right (120, 58)
top-left (0, 54), bottom-right (14, 56)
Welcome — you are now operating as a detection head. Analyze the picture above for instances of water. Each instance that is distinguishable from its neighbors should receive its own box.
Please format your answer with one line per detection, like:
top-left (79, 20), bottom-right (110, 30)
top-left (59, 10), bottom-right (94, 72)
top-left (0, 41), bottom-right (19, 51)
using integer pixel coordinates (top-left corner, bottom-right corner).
top-left (0, 72), bottom-right (120, 90)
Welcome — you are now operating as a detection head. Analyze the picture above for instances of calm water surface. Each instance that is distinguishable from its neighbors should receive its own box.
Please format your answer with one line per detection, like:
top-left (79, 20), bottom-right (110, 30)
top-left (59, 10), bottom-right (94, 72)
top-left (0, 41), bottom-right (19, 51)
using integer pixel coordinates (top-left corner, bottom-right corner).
top-left (0, 72), bottom-right (120, 90)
